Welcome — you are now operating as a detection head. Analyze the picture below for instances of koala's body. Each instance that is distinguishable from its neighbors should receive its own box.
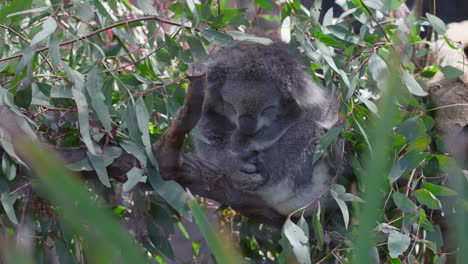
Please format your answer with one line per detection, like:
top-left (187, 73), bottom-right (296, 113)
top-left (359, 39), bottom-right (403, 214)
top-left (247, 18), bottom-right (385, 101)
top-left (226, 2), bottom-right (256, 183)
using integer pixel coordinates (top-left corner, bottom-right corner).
top-left (194, 41), bottom-right (338, 215)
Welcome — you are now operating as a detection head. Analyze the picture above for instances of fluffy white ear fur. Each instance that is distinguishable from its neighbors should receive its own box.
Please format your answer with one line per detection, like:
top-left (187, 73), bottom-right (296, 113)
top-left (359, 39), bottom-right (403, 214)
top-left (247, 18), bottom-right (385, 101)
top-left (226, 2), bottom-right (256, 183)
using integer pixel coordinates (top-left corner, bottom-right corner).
top-left (293, 76), bottom-right (338, 130)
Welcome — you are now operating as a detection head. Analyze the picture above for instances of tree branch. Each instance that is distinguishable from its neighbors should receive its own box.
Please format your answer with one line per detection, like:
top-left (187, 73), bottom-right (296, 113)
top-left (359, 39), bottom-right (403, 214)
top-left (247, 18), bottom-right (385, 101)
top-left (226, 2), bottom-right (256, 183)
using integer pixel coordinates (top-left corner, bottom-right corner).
top-left (0, 16), bottom-right (196, 63)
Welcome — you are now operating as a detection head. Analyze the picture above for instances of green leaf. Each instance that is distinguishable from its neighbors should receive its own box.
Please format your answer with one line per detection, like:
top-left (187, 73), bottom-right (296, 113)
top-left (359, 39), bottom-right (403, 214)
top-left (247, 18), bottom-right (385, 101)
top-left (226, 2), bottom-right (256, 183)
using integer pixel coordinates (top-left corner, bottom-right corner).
top-left (147, 222), bottom-right (175, 260)
top-left (7, 5), bottom-right (49, 17)
top-left (186, 35), bottom-right (208, 60)
top-left (420, 65), bottom-right (439, 78)
top-left (392, 192), bottom-right (417, 212)
top-left (313, 125), bottom-right (342, 163)
top-left (440, 66), bottom-right (464, 80)
top-left (2, 153), bottom-right (17, 181)
top-left (312, 203), bottom-right (324, 249)
top-left (16, 46), bottom-right (35, 75)
top-left (227, 31), bottom-right (272, 45)
top-left (389, 151), bottom-right (429, 183)
top-left (86, 65), bottom-right (112, 132)
top-left (0, 178), bottom-right (18, 224)
top-left (326, 25), bottom-right (366, 46)
top-left (401, 69), bottom-right (428, 96)
top-left (201, 29), bottom-right (234, 47)
top-left (330, 189), bottom-right (349, 229)
top-left (120, 140), bottom-right (147, 167)
top-left (415, 189), bottom-right (442, 209)
top-left (48, 35), bottom-right (61, 69)
top-left (281, 218), bottom-right (311, 264)
top-left (368, 53), bottom-right (390, 89)
top-left (123, 167), bottom-right (147, 192)
top-left (135, 97), bottom-right (158, 167)
top-left (86, 151), bottom-right (111, 187)
top-left (407, 135), bottom-right (431, 152)
top-left (388, 231), bottom-right (411, 258)
top-left (147, 167), bottom-right (191, 221)
top-left (424, 182), bottom-right (457, 196)
top-left (12, 138), bottom-right (148, 263)
top-left (311, 28), bottom-right (344, 48)
top-left (186, 0), bottom-right (199, 27)
top-left (63, 64), bottom-right (101, 156)
top-left (30, 17), bottom-right (57, 46)
top-left (426, 13), bottom-right (447, 34)
top-left (254, 0), bottom-right (273, 10)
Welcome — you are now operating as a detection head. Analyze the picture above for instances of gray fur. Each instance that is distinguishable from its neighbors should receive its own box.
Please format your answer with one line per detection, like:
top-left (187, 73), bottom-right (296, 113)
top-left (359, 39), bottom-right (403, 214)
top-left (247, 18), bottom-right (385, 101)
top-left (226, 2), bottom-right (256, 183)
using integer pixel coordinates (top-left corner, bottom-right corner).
top-left (194, 41), bottom-right (338, 215)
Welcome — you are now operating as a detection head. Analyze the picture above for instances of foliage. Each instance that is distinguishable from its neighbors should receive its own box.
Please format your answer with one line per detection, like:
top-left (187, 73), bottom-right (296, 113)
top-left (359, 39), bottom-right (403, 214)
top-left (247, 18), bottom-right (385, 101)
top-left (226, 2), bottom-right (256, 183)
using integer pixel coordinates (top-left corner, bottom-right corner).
top-left (0, 0), bottom-right (467, 263)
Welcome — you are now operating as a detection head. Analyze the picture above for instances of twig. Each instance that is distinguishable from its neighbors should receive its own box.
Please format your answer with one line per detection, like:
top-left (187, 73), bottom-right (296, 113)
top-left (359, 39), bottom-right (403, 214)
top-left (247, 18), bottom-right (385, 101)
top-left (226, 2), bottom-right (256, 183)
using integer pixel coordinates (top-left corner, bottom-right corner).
top-left (358, 0), bottom-right (391, 43)
top-left (0, 24), bottom-right (54, 71)
top-left (0, 16), bottom-right (196, 63)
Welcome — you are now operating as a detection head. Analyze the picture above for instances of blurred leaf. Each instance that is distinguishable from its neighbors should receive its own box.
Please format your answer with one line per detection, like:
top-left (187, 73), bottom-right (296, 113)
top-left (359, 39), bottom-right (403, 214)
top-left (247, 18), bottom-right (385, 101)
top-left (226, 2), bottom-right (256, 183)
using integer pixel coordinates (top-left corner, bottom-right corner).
top-left (254, 0), bottom-right (273, 10)
top-left (424, 182), bottom-right (457, 196)
top-left (309, 0), bottom-right (322, 24)
top-left (311, 28), bottom-right (344, 48)
top-left (368, 53), bottom-right (389, 89)
top-left (86, 66), bottom-right (112, 132)
top-left (401, 69), bottom-right (427, 96)
top-left (148, 167), bottom-right (191, 221)
top-left (137, 0), bottom-right (158, 15)
top-left (147, 222), bottom-right (175, 260)
top-left (136, 97), bottom-right (158, 167)
top-left (281, 16), bottom-right (291, 43)
top-left (30, 17), bottom-right (57, 46)
top-left (313, 125), bottom-right (342, 163)
top-left (440, 66), bottom-right (464, 80)
top-left (388, 231), bottom-right (411, 258)
top-left (407, 135), bottom-right (431, 152)
top-left (64, 64), bottom-right (101, 155)
top-left (13, 138), bottom-right (148, 263)
top-left (0, 177), bottom-right (19, 224)
top-left (48, 35), bottom-right (61, 69)
top-left (201, 29), bottom-right (234, 47)
top-left (392, 192), bottom-right (417, 212)
top-left (123, 167), bottom-right (146, 192)
top-left (312, 202), bottom-right (324, 249)
top-left (227, 31), bottom-right (273, 45)
top-left (330, 188), bottom-right (349, 229)
top-left (87, 151), bottom-right (111, 187)
top-left (186, 35), bottom-right (208, 60)
top-left (186, 0), bottom-right (199, 27)
top-left (426, 13), bottom-right (447, 34)
top-left (1, 153), bottom-right (17, 181)
top-left (389, 151), bottom-right (429, 183)
top-left (7, 6), bottom-right (49, 17)
top-left (415, 189), bottom-right (442, 209)
top-left (281, 218), bottom-right (311, 264)
top-left (188, 196), bottom-right (241, 264)
top-left (120, 140), bottom-right (147, 167)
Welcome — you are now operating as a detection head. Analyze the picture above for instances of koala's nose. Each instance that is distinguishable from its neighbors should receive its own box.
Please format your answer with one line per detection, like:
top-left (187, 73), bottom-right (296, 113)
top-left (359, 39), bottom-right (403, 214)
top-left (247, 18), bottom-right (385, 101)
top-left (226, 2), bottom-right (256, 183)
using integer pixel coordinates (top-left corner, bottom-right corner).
top-left (238, 115), bottom-right (258, 135)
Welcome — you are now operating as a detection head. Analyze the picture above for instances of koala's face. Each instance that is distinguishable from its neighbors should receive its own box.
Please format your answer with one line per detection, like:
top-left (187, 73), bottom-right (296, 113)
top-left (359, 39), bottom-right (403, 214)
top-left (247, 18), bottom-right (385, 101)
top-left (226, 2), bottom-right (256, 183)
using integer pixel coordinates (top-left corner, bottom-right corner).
top-left (217, 80), bottom-right (282, 136)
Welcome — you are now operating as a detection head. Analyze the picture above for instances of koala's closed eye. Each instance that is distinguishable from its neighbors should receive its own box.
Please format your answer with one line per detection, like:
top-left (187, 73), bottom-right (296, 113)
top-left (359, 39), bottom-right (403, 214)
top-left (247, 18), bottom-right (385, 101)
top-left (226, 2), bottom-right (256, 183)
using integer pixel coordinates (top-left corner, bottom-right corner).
top-left (261, 106), bottom-right (278, 117)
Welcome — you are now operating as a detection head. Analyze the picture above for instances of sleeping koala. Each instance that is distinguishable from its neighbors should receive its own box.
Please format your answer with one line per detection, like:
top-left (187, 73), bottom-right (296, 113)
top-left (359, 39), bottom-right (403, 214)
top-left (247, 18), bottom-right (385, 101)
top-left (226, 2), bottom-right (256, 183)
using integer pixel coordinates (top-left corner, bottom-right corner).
top-left (194, 41), bottom-right (339, 215)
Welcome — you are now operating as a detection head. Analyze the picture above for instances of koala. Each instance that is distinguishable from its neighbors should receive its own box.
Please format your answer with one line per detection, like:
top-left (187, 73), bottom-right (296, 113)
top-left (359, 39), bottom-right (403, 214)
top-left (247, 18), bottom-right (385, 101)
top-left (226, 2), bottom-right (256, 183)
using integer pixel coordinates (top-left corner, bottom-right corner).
top-left (194, 41), bottom-right (339, 215)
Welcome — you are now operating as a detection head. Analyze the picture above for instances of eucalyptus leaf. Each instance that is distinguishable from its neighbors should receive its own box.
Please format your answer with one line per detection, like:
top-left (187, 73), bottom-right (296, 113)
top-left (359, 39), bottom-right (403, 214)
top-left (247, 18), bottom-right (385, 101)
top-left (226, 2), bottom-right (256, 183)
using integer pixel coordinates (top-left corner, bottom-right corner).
top-left (388, 231), bottom-right (411, 258)
top-left (30, 17), bottom-right (57, 46)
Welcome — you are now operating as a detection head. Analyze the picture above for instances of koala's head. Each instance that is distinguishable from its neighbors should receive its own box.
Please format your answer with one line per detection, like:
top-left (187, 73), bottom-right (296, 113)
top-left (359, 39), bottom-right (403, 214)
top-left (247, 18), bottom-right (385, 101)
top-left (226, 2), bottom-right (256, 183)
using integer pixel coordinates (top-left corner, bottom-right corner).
top-left (205, 41), bottom-right (328, 138)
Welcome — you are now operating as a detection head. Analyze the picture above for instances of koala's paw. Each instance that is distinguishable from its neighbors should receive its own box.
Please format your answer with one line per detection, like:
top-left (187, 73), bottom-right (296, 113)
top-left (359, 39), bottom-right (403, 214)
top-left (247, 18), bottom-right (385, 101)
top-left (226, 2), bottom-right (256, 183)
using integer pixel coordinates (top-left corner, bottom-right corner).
top-left (230, 163), bottom-right (267, 191)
